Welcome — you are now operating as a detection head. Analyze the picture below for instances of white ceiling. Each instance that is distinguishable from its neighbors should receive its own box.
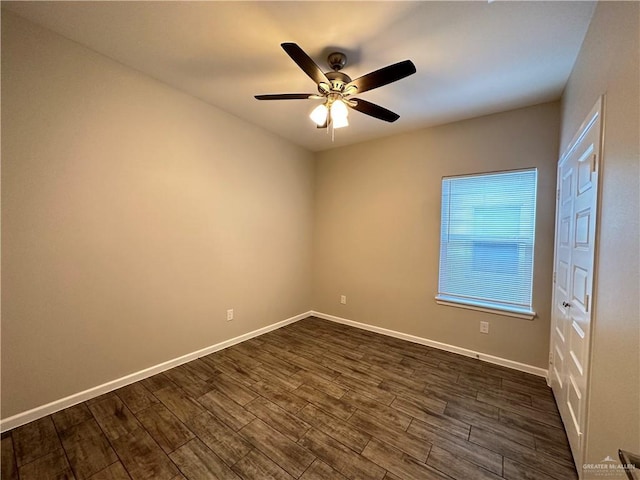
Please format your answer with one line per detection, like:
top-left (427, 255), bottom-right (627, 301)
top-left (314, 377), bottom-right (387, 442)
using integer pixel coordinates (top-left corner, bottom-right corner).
top-left (4, 1), bottom-right (596, 152)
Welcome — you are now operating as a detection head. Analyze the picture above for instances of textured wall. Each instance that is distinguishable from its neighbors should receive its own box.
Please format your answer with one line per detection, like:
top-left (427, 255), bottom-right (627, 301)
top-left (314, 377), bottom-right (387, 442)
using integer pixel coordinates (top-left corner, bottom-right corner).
top-left (1, 12), bottom-right (315, 418)
top-left (313, 102), bottom-right (560, 369)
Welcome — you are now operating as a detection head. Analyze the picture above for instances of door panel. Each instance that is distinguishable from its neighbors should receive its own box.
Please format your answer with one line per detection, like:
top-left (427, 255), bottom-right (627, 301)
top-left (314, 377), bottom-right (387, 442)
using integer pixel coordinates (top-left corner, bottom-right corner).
top-left (550, 98), bottom-right (602, 473)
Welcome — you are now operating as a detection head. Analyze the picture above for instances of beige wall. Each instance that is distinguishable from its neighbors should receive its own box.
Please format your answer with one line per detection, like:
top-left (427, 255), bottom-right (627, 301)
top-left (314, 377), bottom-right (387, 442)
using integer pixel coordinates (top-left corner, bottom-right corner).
top-left (313, 102), bottom-right (560, 369)
top-left (1, 12), bottom-right (314, 419)
top-left (560, 2), bottom-right (640, 475)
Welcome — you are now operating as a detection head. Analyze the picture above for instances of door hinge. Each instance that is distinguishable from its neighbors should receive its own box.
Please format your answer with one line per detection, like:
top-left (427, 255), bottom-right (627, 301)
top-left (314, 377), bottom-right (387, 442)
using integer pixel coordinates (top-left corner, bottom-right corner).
top-left (557, 189), bottom-right (560, 201)
top-left (553, 271), bottom-right (557, 283)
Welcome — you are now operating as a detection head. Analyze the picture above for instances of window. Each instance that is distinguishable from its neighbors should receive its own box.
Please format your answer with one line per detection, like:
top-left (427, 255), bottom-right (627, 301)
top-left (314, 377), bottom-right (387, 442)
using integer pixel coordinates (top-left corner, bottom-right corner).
top-left (436, 169), bottom-right (537, 319)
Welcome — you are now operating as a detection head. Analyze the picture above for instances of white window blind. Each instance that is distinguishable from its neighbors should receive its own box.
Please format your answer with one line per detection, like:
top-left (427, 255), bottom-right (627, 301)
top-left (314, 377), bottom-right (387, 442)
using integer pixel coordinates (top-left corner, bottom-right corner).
top-left (437, 169), bottom-right (537, 317)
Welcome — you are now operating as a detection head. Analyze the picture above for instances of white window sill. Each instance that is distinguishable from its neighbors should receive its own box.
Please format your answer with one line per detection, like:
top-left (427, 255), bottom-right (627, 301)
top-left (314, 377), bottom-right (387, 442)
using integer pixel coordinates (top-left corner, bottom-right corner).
top-left (435, 295), bottom-right (536, 320)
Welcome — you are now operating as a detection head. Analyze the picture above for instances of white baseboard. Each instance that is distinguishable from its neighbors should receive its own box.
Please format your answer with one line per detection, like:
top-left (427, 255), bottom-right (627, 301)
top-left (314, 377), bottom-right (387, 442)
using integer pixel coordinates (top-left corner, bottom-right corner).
top-left (0, 311), bottom-right (312, 433)
top-left (310, 311), bottom-right (548, 378)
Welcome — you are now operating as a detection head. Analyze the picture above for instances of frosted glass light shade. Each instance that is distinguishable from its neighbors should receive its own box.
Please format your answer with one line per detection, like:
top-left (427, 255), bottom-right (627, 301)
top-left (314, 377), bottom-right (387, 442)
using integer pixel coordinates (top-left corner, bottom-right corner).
top-left (330, 100), bottom-right (349, 129)
top-left (332, 114), bottom-right (349, 128)
top-left (330, 99), bottom-right (348, 119)
top-left (310, 104), bottom-right (328, 126)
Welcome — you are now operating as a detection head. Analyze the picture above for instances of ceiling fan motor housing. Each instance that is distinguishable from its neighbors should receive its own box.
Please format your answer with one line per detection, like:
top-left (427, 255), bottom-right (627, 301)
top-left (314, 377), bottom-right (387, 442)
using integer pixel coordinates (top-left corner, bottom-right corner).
top-left (322, 70), bottom-right (352, 94)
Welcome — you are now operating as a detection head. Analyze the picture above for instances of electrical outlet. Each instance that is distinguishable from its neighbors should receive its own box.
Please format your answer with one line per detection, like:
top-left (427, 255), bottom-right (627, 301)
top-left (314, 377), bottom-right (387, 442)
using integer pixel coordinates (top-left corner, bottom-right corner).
top-left (340, 295), bottom-right (347, 305)
top-left (480, 321), bottom-right (489, 334)
top-left (226, 309), bottom-right (234, 321)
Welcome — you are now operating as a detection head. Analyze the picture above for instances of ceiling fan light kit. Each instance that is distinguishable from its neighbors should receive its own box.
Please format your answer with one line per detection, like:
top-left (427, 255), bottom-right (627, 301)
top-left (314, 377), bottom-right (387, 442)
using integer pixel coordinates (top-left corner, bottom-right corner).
top-left (255, 42), bottom-right (416, 138)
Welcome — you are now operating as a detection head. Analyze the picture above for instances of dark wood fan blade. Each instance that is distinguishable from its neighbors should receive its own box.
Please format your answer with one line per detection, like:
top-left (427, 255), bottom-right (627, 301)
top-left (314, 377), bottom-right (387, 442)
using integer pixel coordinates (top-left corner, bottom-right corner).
top-left (350, 98), bottom-right (400, 122)
top-left (254, 94), bottom-right (313, 100)
top-left (346, 60), bottom-right (416, 94)
top-left (281, 43), bottom-right (330, 86)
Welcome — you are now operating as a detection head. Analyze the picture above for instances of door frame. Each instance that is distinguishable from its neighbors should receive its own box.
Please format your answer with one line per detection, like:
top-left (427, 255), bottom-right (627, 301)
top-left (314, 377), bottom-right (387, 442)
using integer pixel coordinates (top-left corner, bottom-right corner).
top-left (549, 95), bottom-right (605, 475)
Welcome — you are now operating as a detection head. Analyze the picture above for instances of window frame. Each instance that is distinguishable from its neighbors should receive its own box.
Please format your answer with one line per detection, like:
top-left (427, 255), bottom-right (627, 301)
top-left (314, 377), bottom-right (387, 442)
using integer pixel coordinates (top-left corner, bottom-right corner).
top-left (435, 168), bottom-right (538, 320)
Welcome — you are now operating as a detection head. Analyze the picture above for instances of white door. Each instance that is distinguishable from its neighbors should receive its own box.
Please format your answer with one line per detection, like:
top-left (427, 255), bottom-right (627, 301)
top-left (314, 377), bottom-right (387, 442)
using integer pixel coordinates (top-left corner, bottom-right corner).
top-left (550, 97), bottom-right (602, 470)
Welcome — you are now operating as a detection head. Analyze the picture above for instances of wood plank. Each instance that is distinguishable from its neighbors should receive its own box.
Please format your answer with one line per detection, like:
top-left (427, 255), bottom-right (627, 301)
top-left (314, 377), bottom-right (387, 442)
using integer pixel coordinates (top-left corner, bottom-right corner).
top-left (115, 383), bottom-right (159, 413)
top-left (163, 365), bottom-right (213, 398)
top-left (135, 403), bottom-right (195, 454)
top-left (362, 438), bottom-right (449, 480)
top-left (342, 390), bottom-right (412, 431)
top-left (445, 396), bottom-right (501, 421)
top-left (333, 374), bottom-right (397, 406)
top-left (197, 389), bottom-right (256, 431)
top-left (469, 427), bottom-right (578, 480)
top-left (88, 462), bottom-right (131, 480)
top-left (185, 411), bottom-right (251, 466)
top-left (281, 352), bottom-right (340, 382)
top-left (250, 381), bottom-right (308, 414)
top-left (231, 448), bottom-right (295, 480)
top-left (534, 433), bottom-right (574, 465)
top-left (498, 408), bottom-right (568, 445)
top-left (253, 352), bottom-right (300, 377)
top-left (245, 396), bottom-right (311, 442)
top-left (531, 394), bottom-right (560, 414)
top-left (18, 449), bottom-right (74, 480)
top-left (290, 370), bottom-right (347, 399)
top-left (458, 372), bottom-right (502, 390)
top-left (422, 378), bottom-right (478, 401)
top-left (292, 384), bottom-right (355, 421)
top-left (300, 459), bottom-right (348, 480)
top-left (298, 428), bottom-right (385, 480)
top-left (183, 358), bottom-right (219, 381)
top-left (213, 360), bottom-right (261, 387)
top-left (219, 347), bottom-right (262, 369)
top-left (399, 354), bottom-right (444, 371)
top-left (1, 436), bottom-right (18, 480)
top-left (252, 365), bottom-right (303, 391)
top-left (407, 419), bottom-right (503, 475)
top-left (140, 373), bottom-right (177, 393)
top-left (153, 386), bottom-right (204, 423)
top-left (347, 410), bottom-right (431, 462)
top-left (443, 402), bottom-right (535, 448)
top-left (479, 385), bottom-right (533, 406)
top-left (240, 419), bottom-right (315, 478)
top-left (169, 438), bottom-right (240, 480)
top-left (209, 373), bottom-right (258, 406)
top-left (391, 396), bottom-right (469, 438)
top-left (426, 444), bottom-right (504, 479)
top-left (12, 416), bottom-right (62, 466)
top-left (503, 457), bottom-right (559, 480)
top-left (52, 403), bottom-right (93, 432)
top-left (320, 353), bottom-right (383, 387)
top-left (59, 418), bottom-right (118, 479)
top-left (501, 378), bottom-right (555, 399)
top-left (378, 377), bottom-right (428, 397)
top-left (88, 395), bottom-right (141, 441)
top-left (297, 404), bottom-right (371, 454)
top-left (110, 427), bottom-right (179, 480)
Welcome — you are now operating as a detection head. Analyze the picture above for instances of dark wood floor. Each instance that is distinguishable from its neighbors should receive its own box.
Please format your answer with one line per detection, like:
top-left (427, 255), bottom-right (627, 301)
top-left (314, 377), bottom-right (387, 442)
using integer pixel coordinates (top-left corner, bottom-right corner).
top-left (1, 317), bottom-right (577, 480)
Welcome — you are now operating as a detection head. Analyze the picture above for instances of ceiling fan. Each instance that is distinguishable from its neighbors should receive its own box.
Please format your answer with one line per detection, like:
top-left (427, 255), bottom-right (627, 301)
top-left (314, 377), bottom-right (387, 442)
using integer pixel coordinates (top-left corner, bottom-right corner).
top-left (255, 43), bottom-right (416, 130)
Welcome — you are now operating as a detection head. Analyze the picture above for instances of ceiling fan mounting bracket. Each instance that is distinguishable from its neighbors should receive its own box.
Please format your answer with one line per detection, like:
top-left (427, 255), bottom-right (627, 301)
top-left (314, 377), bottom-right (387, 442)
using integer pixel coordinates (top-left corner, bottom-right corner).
top-left (327, 51), bottom-right (347, 71)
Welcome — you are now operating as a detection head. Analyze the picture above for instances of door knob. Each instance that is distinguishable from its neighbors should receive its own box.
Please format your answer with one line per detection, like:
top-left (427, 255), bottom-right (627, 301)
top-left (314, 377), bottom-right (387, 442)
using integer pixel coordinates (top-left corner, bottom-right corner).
top-left (562, 302), bottom-right (571, 308)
